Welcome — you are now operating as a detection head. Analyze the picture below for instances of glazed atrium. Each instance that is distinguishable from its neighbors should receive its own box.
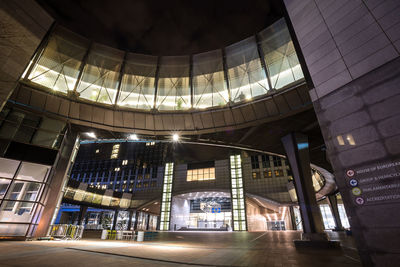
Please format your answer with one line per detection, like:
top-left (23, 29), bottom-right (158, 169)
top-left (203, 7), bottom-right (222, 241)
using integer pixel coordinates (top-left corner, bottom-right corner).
top-left (0, 0), bottom-right (399, 266)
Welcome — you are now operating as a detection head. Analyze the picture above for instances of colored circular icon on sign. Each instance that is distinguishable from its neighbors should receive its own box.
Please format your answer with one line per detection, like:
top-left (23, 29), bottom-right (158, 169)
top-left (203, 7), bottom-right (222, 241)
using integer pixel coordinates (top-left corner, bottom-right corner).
top-left (346, 169), bottom-right (355, 177)
top-left (352, 187), bottom-right (362, 196)
top-left (349, 179), bottom-right (358, 187)
top-left (355, 197), bottom-right (364, 205)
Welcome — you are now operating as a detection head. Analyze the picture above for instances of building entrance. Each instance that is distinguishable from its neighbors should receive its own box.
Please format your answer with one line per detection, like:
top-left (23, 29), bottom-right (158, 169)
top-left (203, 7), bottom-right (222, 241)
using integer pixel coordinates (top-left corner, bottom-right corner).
top-left (170, 192), bottom-right (232, 231)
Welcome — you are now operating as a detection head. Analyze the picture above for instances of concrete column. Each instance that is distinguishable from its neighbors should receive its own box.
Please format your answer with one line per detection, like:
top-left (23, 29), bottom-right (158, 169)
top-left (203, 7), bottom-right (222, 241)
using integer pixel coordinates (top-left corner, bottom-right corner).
top-left (327, 195), bottom-right (343, 231)
top-left (284, 0), bottom-right (400, 264)
top-left (112, 210), bottom-right (119, 230)
top-left (78, 206), bottom-right (88, 226)
top-left (127, 210), bottom-right (134, 230)
top-left (289, 206), bottom-right (297, 230)
top-left (281, 133), bottom-right (326, 237)
top-left (133, 211), bottom-right (139, 230)
top-left (34, 129), bottom-right (79, 237)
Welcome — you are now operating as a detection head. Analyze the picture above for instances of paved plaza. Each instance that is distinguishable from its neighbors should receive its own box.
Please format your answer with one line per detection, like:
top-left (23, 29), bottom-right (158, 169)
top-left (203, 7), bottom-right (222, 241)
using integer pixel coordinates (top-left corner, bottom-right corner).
top-left (0, 231), bottom-right (361, 267)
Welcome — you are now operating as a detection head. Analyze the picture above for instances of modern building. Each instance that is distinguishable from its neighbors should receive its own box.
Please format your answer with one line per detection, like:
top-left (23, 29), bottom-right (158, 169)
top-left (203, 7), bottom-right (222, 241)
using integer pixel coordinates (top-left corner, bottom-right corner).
top-left (0, 0), bottom-right (399, 266)
top-left (54, 140), bottom-right (345, 233)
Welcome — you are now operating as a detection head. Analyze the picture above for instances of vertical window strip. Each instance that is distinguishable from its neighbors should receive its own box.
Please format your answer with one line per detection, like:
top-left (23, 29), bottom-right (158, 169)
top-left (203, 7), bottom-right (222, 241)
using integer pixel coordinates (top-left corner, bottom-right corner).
top-left (229, 155), bottom-right (247, 231)
top-left (159, 162), bottom-right (174, 231)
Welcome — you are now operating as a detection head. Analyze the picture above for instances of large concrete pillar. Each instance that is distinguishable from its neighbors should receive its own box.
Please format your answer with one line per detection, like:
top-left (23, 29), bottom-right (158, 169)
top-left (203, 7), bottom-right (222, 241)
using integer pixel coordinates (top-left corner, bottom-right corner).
top-left (281, 132), bottom-right (328, 244)
top-left (327, 194), bottom-right (343, 231)
top-left (289, 206), bottom-right (297, 230)
top-left (0, 0), bottom-right (53, 110)
top-left (78, 206), bottom-right (88, 226)
top-left (34, 129), bottom-right (79, 237)
top-left (112, 210), bottom-right (119, 230)
top-left (127, 210), bottom-right (134, 230)
top-left (284, 0), bottom-right (400, 265)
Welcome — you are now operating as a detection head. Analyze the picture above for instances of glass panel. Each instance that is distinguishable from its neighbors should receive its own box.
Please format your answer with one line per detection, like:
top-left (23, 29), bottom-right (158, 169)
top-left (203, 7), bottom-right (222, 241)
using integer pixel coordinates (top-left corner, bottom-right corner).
top-left (338, 204), bottom-right (351, 229)
top-left (4, 181), bottom-right (42, 203)
top-left (16, 162), bottom-right (49, 182)
top-left (117, 53), bottom-right (156, 109)
top-left (0, 223), bottom-right (29, 236)
top-left (77, 43), bottom-right (124, 104)
top-left (226, 36), bottom-right (269, 103)
top-left (319, 204), bottom-right (336, 230)
top-left (28, 27), bottom-right (89, 93)
top-left (0, 158), bottom-right (20, 178)
top-left (31, 118), bottom-right (66, 148)
top-left (92, 194), bottom-right (102, 205)
top-left (156, 56), bottom-right (190, 110)
top-left (0, 180), bottom-right (42, 223)
top-left (258, 18), bottom-right (304, 89)
top-left (193, 50), bottom-right (228, 109)
top-left (0, 178), bottom-right (11, 199)
top-left (101, 195), bottom-right (112, 206)
top-left (83, 192), bottom-right (94, 203)
top-left (64, 187), bottom-right (75, 199)
top-left (0, 111), bottom-right (25, 140)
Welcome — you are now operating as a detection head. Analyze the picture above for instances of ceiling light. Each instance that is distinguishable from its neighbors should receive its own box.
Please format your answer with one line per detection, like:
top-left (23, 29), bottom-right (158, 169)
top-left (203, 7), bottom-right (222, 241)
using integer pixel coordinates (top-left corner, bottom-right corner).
top-left (85, 132), bottom-right (96, 139)
top-left (172, 133), bottom-right (179, 142)
top-left (129, 134), bottom-right (138, 140)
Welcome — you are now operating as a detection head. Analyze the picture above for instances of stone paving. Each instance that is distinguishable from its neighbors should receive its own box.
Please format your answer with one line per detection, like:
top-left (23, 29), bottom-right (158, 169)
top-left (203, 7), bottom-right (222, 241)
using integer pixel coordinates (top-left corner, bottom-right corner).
top-left (0, 231), bottom-right (361, 267)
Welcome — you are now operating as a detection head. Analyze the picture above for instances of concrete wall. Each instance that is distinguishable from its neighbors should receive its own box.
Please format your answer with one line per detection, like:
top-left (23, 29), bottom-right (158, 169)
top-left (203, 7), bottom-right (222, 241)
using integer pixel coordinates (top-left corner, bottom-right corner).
top-left (0, 0), bottom-right (53, 110)
top-left (173, 160), bottom-right (231, 195)
top-left (242, 156), bottom-right (292, 203)
top-left (285, 0), bottom-right (400, 265)
top-left (246, 200), bottom-right (268, 231)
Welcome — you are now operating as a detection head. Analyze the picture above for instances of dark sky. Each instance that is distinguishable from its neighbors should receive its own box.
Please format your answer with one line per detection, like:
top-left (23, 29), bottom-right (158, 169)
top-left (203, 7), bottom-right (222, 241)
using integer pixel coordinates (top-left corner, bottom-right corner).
top-left (37, 0), bottom-right (284, 56)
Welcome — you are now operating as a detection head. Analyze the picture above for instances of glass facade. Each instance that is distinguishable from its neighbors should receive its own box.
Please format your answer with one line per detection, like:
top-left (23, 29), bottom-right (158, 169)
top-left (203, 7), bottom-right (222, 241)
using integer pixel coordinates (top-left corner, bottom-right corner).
top-left (230, 155), bottom-right (246, 231)
top-left (0, 108), bottom-right (66, 150)
top-left (24, 18), bottom-right (304, 111)
top-left (27, 27), bottom-right (89, 94)
top-left (226, 37), bottom-right (269, 103)
top-left (76, 44), bottom-right (124, 105)
top-left (156, 56), bottom-right (191, 111)
top-left (117, 54), bottom-right (157, 109)
top-left (160, 163), bottom-right (174, 230)
top-left (0, 158), bottom-right (51, 236)
top-left (258, 19), bottom-right (304, 89)
top-left (192, 50), bottom-right (228, 108)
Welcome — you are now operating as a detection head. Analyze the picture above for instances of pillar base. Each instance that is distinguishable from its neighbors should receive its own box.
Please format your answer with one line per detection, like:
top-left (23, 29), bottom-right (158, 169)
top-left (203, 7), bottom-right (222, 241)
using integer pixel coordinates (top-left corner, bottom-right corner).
top-left (294, 233), bottom-right (340, 249)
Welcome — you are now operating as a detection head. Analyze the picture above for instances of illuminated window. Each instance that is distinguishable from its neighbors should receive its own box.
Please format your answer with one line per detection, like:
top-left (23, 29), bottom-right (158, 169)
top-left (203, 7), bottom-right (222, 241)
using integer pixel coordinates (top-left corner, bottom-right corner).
top-left (230, 155), bottom-right (247, 231)
top-left (160, 162), bottom-right (174, 230)
top-left (122, 160), bottom-right (128, 165)
top-left (111, 144), bottom-right (120, 159)
top-left (145, 142), bottom-right (155, 146)
top-left (95, 149), bottom-right (100, 153)
top-left (264, 170), bottom-right (273, 178)
top-left (115, 167), bottom-right (120, 172)
top-left (252, 171), bottom-right (260, 179)
top-left (186, 168), bottom-right (215, 181)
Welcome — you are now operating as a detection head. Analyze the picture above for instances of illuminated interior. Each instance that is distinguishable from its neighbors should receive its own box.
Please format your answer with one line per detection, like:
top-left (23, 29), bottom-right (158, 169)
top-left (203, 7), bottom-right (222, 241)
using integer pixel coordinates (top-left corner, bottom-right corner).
top-left (24, 18), bottom-right (304, 111)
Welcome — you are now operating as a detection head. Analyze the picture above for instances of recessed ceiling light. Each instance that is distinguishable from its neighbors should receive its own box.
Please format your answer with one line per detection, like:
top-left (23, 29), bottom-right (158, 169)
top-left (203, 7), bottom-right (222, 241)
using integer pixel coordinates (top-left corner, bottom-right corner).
top-left (85, 132), bottom-right (96, 139)
top-left (129, 134), bottom-right (138, 140)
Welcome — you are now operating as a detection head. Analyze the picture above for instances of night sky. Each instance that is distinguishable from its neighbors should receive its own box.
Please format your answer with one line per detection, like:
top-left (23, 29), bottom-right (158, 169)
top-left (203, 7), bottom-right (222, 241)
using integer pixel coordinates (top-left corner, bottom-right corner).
top-left (37, 0), bottom-right (284, 56)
